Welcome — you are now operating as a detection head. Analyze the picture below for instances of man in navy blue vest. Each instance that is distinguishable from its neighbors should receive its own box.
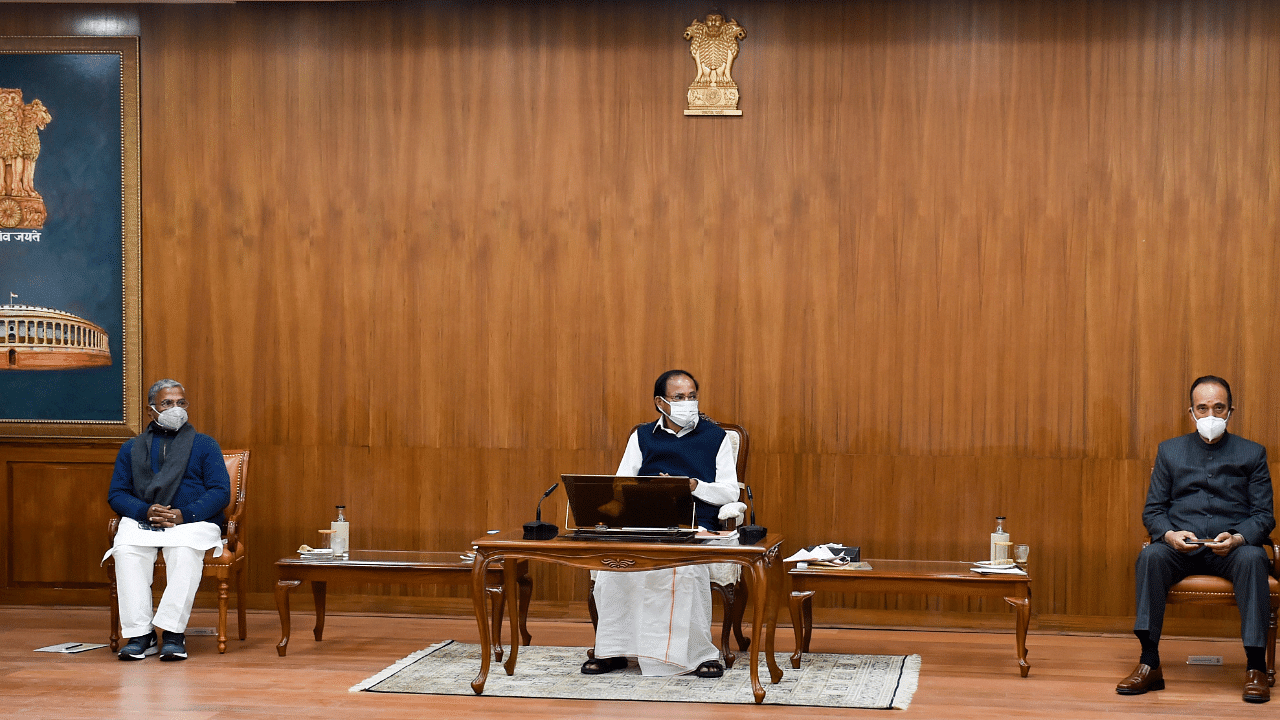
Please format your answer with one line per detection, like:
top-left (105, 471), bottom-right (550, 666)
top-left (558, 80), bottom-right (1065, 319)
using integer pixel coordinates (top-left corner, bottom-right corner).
top-left (585, 369), bottom-right (741, 677)
top-left (1116, 376), bottom-right (1275, 703)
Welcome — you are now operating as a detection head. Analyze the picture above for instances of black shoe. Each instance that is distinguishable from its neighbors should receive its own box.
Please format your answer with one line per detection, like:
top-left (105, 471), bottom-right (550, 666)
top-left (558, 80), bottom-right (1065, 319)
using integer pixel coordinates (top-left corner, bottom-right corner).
top-left (159, 631), bottom-right (187, 661)
top-left (118, 633), bottom-right (157, 661)
top-left (581, 656), bottom-right (627, 674)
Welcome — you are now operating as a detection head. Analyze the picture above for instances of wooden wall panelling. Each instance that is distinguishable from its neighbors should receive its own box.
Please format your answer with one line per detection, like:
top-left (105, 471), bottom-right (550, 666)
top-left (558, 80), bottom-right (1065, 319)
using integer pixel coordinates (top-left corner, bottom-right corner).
top-left (0, 1), bottom-right (1275, 635)
top-left (0, 445), bottom-right (119, 596)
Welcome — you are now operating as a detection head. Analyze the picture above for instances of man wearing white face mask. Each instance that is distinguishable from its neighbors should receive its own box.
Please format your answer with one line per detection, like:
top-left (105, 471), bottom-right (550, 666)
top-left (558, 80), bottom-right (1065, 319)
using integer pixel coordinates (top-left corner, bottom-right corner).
top-left (586, 369), bottom-right (740, 677)
top-left (104, 379), bottom-right (231, 662)
top-left (1118, 376), bottom-right (1275, 703)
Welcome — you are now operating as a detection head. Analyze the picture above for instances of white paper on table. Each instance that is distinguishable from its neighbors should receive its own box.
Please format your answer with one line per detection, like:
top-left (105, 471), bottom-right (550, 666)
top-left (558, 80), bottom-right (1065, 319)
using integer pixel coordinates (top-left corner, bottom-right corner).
top-left (970, 565), bottom-right (1027, 576)
top-left (35, 642), bottom-right (108, 653)
top-left (785, 546), bottom-right (838, 563)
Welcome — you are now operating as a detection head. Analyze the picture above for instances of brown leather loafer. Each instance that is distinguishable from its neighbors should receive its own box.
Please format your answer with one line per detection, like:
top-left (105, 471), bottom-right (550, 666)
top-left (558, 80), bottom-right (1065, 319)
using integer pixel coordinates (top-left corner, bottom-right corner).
top-left (1116, 663), bottom-right (1164, 695)
top-left (1243, 669), bottom-right (1270, 703)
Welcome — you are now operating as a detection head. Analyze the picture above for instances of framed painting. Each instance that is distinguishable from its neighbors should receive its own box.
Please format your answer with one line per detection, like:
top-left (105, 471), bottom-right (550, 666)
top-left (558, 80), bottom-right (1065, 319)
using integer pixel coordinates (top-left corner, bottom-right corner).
top-left (0, 36), bottom-right (141, 439)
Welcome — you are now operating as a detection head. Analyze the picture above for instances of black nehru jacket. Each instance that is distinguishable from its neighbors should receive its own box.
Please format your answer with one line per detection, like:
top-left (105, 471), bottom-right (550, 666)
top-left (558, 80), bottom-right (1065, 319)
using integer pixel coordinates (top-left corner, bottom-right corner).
top-left (1143, 432), bottom-right (1275, 545)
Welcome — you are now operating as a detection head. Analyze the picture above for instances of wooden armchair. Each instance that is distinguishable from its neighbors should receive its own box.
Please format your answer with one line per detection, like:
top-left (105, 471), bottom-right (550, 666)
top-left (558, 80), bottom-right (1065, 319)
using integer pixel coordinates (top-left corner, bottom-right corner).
top-left (107, 449), bottom-right (250, 654)
top-left (587, 420), bottom-right (752, 667)
top-left (1142, 536), bottom-right (1279, 687)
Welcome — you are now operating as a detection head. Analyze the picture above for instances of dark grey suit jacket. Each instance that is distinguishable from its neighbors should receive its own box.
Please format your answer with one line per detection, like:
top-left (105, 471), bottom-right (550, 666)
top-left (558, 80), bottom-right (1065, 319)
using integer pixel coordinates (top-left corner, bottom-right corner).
top-left (1143, 432), bottom-right (1275, 545)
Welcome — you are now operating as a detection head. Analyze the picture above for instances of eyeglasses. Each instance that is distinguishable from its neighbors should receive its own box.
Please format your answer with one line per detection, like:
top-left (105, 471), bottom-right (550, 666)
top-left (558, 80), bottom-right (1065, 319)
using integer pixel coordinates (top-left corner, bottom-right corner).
top-left (155, 399), bottom-right (189, 410)
top-left (662, 393), bottom-right (698, 403)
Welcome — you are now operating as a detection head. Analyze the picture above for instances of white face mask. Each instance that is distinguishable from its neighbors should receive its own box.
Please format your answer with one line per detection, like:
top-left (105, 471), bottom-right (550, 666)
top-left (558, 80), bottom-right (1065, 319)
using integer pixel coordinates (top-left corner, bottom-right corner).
top-left (661, 399), bottom-right (699, 430)
top-left (1194, 412), bottom-right (1228, 442)
top-left (152, 406), bottom-right (188, 431)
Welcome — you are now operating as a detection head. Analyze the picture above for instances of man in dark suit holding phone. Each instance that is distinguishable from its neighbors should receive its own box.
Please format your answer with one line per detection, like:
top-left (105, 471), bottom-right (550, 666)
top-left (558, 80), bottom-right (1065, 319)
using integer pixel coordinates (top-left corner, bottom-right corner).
top-left (1117, 376), bottom-right (1275, 703)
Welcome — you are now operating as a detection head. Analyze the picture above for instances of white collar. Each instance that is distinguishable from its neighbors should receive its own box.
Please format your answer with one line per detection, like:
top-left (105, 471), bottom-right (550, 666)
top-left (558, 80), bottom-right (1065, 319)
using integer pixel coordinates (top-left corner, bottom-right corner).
top-left (653, 416), bottom-right (695, 438)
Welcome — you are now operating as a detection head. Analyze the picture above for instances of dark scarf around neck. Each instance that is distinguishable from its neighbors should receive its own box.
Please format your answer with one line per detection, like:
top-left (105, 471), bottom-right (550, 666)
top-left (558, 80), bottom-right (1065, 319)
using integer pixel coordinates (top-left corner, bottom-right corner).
top-left (130, 422), bottom-right (196, 506)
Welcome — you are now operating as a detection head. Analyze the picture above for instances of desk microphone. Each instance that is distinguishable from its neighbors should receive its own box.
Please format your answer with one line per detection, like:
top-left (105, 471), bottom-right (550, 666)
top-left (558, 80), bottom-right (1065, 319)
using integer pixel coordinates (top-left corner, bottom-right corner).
top-left (738, 485), bottom-right (766, 544)
top-left (523, 482), bottom-right (560, 540)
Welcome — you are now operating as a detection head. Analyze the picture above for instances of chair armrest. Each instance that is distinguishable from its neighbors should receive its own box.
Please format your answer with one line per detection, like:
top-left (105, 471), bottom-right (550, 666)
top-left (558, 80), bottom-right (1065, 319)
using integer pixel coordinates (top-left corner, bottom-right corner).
top-left (225, 520), bottom-right (239, 553)
top-left (107, 516), bottom-right (120, 545)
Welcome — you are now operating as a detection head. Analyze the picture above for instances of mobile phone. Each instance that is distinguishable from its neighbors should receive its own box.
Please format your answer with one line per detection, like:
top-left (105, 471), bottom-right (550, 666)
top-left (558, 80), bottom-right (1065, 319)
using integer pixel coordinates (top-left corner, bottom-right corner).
top-left (1183, 538), bottom-right (1216, 545)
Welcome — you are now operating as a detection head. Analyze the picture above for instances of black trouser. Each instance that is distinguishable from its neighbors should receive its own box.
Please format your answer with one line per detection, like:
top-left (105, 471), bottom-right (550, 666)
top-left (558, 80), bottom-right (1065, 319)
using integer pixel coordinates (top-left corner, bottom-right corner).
top-left (1134, 541), bottom-right (1271, 647)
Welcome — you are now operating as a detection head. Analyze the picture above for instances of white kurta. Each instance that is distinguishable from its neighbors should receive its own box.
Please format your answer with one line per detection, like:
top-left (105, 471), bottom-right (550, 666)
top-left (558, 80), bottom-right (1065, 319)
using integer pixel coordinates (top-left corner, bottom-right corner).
top-left (103, 519), bottom-right (224, 637)
top-left (592, 419), bottom-right (740, 675)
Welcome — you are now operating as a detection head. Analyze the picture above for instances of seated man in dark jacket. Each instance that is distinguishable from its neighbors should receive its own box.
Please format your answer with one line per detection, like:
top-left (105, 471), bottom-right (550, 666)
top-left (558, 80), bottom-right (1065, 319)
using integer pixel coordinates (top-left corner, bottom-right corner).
top-left (1116, 376), bottom-right (1275, 703)
top-left (105, 379), bottom-right (231, 661)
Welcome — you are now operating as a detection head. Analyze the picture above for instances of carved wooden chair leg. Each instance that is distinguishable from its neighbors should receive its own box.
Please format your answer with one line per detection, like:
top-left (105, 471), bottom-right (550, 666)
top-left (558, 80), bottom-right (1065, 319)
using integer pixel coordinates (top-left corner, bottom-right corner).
top-left (107, 560), bottom-right (120, 651)
top-left (517, 572), bottom-right (533, 646)
top-left (236, 561), bottom-right (248, 641)
top-left (1268, 605), bottom-right (1277, 687)
top-left (711, 582), bottom-right (736, 668)
top-left (586, 578), bottom-right (598, 660)
top-left (731, 578), bottom-right (751, 650)
top-left (485, 585), bottom-right (506, 663)
top-left (217, 576), bottom-right (230, 653)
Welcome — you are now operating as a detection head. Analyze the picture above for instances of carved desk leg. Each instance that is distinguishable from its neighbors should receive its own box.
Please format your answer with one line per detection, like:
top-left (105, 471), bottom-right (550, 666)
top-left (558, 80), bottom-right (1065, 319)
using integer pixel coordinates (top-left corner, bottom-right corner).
top-left (274, 579), bottom-right (301, 657)
top-left (503, 559), bottom-right (520, 676)
top-left (789, 590), bottom-right (816, 669)
top-left (470, 553), bottom-right (494, 695)
top-left (311, 580), bottom-right (327, 641)
top-left (747, 560), bottom-right (768, 703)
top-left (764, 549), bottom-right (784, 684)
top-left (1004, 593), bottom-right (1031, 677)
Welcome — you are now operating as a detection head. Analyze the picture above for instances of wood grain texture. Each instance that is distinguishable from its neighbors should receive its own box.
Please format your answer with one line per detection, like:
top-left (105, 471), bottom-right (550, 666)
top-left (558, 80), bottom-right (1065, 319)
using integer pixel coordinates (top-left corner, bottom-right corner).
top-left (1, 606), bottom-right (1269, 719)
top-left (0, 1), bottom-right (1278, 633)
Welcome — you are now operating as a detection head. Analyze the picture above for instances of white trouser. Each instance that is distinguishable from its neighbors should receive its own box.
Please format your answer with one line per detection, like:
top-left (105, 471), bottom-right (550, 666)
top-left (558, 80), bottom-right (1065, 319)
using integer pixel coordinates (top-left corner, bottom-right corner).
top-left (114, 543), bottom-right (206, 638)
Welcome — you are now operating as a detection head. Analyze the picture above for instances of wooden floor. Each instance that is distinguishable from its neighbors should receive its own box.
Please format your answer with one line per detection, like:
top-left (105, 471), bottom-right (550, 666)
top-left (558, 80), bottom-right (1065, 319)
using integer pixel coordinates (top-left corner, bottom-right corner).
top-left (1, 605), bottom-right (1263, 718)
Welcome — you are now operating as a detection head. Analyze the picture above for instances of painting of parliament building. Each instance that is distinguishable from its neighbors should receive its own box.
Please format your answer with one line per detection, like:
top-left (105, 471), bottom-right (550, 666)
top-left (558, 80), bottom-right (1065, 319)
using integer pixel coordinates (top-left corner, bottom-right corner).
top-left (0, 301), bottom-right (110, 370)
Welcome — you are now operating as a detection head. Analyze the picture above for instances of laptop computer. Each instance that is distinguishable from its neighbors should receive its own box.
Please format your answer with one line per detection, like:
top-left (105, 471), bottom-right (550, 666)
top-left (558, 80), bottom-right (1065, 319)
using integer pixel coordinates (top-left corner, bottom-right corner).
top-left (560, 474), bottom-right (701, 542)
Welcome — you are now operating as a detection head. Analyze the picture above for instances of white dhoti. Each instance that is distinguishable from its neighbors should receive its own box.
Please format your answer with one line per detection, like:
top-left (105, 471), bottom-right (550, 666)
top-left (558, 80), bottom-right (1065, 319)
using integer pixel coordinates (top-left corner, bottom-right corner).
top-left (593, 566), bottom-right (720, 675)
top-left (102, 520), bottom-right (222, 638)
top-left (592, 533), bottom-right (738, 676)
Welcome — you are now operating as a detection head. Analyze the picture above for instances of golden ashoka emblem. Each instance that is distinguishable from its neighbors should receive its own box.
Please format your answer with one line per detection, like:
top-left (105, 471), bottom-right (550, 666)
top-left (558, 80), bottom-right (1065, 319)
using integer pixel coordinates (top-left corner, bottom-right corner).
top-left (601, 558), bottom-right (636, 569)
top-left (0, 198), bottom-right (21, 228)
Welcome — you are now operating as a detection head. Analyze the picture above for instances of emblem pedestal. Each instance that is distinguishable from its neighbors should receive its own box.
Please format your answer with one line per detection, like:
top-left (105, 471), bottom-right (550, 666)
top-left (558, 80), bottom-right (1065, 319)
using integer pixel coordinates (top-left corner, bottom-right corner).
top-left (0, 196), bottom-right (46, 228)
top-left (685, 85), bottom-right (741, 116)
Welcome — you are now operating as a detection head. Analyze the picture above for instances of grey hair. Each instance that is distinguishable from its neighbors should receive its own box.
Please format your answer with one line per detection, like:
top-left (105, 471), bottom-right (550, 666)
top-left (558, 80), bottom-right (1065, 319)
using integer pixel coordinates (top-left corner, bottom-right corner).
top-left (147, 379), bottom-right (185, 406)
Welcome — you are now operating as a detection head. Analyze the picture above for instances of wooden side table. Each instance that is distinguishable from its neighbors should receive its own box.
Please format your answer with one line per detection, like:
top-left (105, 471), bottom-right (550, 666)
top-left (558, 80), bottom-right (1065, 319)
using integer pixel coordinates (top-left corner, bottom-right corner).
top-left (789, 559), bottom-right (1032, 676)
top-left (274, 549), bottom-right (531, 659)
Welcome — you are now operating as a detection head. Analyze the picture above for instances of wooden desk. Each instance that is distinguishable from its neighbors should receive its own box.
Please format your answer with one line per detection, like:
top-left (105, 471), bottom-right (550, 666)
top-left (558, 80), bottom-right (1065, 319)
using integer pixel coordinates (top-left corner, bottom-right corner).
top-left (274, 550), bottom-right (531, 659)
top-left (789, 559), bottom-right (1032, 677)
top-left (470, 530), bottom-right (787, 704)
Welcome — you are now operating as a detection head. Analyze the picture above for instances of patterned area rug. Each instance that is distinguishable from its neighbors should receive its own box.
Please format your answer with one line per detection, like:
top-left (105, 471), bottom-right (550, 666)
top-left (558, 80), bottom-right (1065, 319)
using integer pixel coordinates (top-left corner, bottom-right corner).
top-left (352, 641), bottom-right (919, 710)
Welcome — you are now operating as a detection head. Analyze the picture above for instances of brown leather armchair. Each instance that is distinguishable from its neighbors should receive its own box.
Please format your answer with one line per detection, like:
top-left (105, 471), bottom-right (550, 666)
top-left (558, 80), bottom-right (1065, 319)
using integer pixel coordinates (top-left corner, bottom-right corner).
top-left (587, 420), bottom-right (752, 667)
top-left (107, 449), bottom-right (250, 654)
top-left (1143, 536), bottom-right (1279, 687)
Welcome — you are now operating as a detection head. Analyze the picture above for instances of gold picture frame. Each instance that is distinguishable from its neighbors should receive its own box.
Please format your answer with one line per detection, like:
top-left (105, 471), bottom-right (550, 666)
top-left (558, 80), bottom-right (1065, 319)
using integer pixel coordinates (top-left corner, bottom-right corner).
top-left (0, 36), bottom-right (141, 439)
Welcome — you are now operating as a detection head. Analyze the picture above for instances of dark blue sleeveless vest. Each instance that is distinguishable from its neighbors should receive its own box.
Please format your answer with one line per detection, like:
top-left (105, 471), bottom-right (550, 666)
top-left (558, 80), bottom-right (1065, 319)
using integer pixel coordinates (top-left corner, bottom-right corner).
top-left (635, 419), bottom-right (728, 530)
